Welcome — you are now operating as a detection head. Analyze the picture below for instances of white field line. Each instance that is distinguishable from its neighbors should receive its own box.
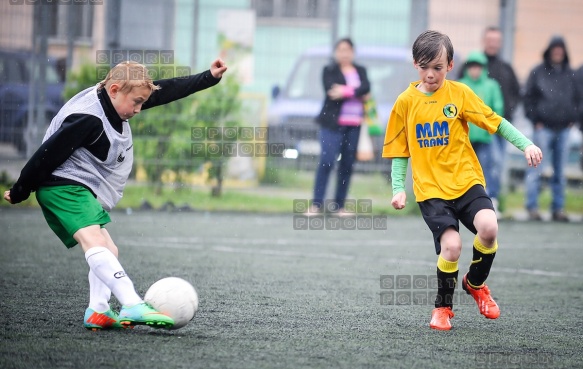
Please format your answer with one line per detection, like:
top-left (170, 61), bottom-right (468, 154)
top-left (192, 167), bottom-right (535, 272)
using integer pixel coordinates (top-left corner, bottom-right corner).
top-left (212, 246), bottom-right (354, 261)
top-left (119, 237), bottom-right (581, 278)
top-left (120, 236), bottom-right (408, 247)
top-left (120, 236), bottom-right (581, 249)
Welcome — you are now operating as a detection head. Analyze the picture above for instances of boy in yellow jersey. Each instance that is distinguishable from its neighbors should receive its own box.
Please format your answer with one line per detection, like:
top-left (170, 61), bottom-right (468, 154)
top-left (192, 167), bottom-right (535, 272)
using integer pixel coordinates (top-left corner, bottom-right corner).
top-left (382, 30), bottom-right (543, 330)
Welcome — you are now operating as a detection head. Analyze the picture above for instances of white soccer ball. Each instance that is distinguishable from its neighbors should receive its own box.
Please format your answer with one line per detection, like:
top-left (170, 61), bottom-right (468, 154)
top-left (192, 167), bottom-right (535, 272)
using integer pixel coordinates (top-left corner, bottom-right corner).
top-left (144, 277), bottom-right (199, 330)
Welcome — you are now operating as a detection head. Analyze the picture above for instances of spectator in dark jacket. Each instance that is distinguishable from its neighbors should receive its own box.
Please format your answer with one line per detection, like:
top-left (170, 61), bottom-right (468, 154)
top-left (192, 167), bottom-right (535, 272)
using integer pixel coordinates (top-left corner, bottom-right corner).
top-left (307, 38), bottom-right (370, 216)
top-left (523, 36), bottom-right (578, 222)
top-left (575, 65), bottom-right (583, 171)
top-left (481, 26), bottom-right (522, 203)
top-left (483, 27), bottom-right (521, 120)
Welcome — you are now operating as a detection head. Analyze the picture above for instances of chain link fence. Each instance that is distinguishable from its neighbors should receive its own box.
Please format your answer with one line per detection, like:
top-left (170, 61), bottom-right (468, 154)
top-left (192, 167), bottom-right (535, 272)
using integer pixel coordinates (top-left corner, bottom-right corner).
top-left (4, 1), bottom-right (579, 190)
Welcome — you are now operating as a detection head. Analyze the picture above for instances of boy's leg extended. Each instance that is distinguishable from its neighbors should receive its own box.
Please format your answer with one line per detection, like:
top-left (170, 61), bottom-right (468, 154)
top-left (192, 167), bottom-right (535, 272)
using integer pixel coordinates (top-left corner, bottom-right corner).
top-left (77, 226), bottom-right (174, 328)
top-left (43, 188), bottom-right (143, 309)
top-left (75, 225), bottom-right (143, 308)
top-left (431, 228), bottom-right (460, 331)
top-left (457, 185), bottom-right (498, 287)
top-left (458, 186), bottom-right (500, 319)
top-left (418, 200), bottom-right (461, 330)
top-left (83, 229), bottom-right (118, 314)
top-left (36, 185), bottom-right (173, 328)
top-left (436, 228), bottom-right (461, 307)
top-left (468, 209), bottom-right (498, 287)
top-left (36, 186), bottom-right (124, 329)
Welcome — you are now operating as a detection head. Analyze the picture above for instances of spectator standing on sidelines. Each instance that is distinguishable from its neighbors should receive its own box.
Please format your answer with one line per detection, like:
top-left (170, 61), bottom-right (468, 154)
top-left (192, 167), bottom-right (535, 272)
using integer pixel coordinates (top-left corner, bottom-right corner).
top-left (458, 51), bottom-right (505, 217)
top-left (574, 65), bottom-right (583, 172)
top-left (307, 38), bottom-right (370, 216)
top-left (481, 27), bottom-right (521, 207)
top-left (523, 36), bottom-right (578, 222)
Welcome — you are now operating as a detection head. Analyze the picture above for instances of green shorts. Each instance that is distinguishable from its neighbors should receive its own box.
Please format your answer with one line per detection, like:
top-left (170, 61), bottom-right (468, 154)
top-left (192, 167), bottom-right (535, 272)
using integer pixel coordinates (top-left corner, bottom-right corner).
top-left (36, 185), bottom-right (111, 248)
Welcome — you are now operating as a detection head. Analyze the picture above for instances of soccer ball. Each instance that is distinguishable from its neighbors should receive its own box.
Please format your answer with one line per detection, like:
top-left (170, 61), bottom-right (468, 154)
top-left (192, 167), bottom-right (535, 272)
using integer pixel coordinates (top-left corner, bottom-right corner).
top-left (144, 277), bottom-right (199, 330)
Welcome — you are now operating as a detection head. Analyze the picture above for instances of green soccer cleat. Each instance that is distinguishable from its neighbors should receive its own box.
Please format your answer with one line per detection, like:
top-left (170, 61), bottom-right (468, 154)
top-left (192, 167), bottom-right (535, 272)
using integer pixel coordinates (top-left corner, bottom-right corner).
top-left (119, 302), bottom-right (174, 329)
top-left (84, 307), bottom-right (125, 331)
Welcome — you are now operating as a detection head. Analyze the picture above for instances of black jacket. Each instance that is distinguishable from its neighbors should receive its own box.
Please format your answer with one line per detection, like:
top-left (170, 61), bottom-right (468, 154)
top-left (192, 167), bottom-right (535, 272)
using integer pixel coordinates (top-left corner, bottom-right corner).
top-left (485, 54), bottom-right (521, 119)
top-left (524, 36), bottom-right (578, 130)
top-left (574, 65), bottom-right (583, 125)
top-left (316, 62), bottom-right (370, 130)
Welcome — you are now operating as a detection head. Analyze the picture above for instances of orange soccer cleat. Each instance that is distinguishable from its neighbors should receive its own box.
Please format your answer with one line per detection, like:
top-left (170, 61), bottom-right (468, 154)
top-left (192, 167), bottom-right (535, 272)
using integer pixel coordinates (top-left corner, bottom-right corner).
top-left (84, 307), bottom-right (125, 331)
top-left (429, 307), bottom-right (455, 331)
top-left (462, 273), bottom-right (500, 319)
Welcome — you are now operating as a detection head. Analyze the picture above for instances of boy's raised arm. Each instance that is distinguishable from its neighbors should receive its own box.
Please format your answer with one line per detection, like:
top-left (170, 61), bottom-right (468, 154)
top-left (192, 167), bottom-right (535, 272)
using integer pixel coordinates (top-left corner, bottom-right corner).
top-left (142, 58), bottom-right (227, 110)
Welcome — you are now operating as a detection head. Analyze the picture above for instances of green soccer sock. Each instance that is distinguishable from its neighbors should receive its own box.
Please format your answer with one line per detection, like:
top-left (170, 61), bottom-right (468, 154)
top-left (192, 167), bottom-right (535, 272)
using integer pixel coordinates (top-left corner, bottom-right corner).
top-left (467, 235), bottom-right (498, 288)
top-left (435, 255), bottom-right (459, 308)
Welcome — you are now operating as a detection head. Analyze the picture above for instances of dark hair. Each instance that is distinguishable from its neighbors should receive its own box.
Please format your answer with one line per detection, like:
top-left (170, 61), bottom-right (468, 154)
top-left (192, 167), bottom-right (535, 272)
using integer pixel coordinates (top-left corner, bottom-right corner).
top-left (412, 30), bottom-right (454, 66)
top-left (334, 37), bottom-right (354, 51)
top-left (484, 26), bottom-right (501, 35)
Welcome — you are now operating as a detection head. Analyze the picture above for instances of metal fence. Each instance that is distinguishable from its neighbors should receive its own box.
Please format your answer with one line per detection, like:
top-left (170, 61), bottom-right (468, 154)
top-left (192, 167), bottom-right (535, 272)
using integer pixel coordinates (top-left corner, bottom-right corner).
top-left (4, 1), bottom-right (579, 189)
top-left (0, 1), bottom-right (69, 157)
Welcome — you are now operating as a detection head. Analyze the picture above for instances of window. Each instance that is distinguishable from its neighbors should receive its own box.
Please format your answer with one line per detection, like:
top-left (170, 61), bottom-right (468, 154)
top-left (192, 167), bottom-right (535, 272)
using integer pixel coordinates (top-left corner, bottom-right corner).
top-left (306, 0), bottom-right (319, 18)
top-left (254, 0), bottom-right (274, 17)
top-left (252, 0), bottom-right (330, 20)
top-left (282, 0), bottom-right (298, 17)
top-left (45, 3), bottom-right (94, 40)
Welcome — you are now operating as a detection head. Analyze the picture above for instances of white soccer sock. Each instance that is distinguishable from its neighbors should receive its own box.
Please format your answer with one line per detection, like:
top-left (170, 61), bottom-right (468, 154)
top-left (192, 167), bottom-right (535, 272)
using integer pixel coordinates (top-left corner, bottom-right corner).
top-left (88, 270), bottom-right (112, 312)
top-left (84, 246), bottom-right (143, 307)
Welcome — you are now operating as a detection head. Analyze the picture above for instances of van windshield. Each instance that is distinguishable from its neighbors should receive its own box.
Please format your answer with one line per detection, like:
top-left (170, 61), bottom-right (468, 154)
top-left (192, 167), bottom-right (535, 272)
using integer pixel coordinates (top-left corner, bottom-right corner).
top-left (285, 55), bottom-right (414, 103)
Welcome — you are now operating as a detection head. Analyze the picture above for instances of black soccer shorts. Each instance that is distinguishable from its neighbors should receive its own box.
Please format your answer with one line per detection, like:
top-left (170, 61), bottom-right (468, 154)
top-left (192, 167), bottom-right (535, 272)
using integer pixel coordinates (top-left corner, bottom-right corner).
top-left (418, 184), bottom-right (494, 254)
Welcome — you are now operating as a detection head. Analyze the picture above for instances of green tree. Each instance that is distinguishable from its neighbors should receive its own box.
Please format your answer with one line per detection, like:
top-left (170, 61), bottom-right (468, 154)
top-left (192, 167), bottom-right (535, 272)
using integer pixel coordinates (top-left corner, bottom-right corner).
top-left (63, 63), bottom-right (243, 195)
top-left (63, 62), bottom-right (102, 100)
top-left (133, 73), bottom-right (243, 195)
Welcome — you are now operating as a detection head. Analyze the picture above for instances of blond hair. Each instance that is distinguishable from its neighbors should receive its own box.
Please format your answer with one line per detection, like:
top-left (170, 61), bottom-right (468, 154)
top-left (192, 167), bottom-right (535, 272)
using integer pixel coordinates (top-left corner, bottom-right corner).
top-left (97, 61), bottom-right (160, 93)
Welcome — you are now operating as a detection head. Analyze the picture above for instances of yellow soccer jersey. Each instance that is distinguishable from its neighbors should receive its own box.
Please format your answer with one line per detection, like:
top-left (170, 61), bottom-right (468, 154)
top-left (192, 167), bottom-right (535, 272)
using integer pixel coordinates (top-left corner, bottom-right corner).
top-left (382, 80), bottom-right (502, 201)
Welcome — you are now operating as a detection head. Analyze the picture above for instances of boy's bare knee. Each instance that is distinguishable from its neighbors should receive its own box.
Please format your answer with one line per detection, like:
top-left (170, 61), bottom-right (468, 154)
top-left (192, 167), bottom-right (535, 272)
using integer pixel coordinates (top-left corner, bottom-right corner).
top-left (73, 225), bottom-right (109, 253)
top-left (441, 242), bottom-right (462, 261)
top-left (477, 222), bottom-right (498, 245)
top-left (440, 229), bottom-right (462, 261)
top-left (474, 209), bottom-right (498, 245)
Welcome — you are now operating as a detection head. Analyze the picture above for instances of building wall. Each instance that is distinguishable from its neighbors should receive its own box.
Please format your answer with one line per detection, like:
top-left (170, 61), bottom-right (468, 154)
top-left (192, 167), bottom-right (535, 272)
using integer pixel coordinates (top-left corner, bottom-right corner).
top-left (119, 0), bottom-right (176, 50)
top-left (0, 2), bottom-right (101, 72)
top-left (174, 0), bottom-right (198, 68)
top-left (514, 0), bottom-right (583, 81)
top-left (8, 1), bottom-right (583, 90)
top-left (338, 0), bottom-right (412, 47)
top-left (194, 0), bottom-right (249, 70)
top-left (253, 25), bottom-right (330, 95)
top-left (428, 0), bottom-right (499, 65)
top-left (427, 0), bottom-right (583, 83)
top-left (172, 0), bottom-right (413, 97)
top-left (0, 1), bottom-right (34, 51)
